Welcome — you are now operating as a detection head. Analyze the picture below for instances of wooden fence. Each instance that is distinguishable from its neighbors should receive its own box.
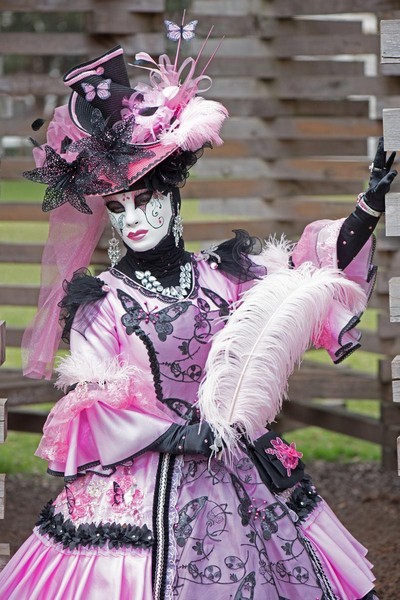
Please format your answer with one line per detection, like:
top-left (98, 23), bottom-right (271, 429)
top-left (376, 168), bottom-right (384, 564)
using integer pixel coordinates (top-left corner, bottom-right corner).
top-left (1, 0), bottom-right (400, 468)
top-left (382, 19), bottom-right (400, 472)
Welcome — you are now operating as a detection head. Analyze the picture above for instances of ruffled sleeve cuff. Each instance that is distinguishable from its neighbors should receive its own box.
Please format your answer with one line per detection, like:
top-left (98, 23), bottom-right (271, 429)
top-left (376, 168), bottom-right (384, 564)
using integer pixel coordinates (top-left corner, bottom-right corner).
top-left (291, 219), bottom-right (376, 363)
top-left (35, 355), bottom-right (173, 480)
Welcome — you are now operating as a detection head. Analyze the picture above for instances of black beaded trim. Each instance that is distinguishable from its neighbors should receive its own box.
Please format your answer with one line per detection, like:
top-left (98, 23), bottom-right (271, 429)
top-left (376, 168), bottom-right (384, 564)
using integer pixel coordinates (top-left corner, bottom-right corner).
top-left (286, 476), bottom-right (321, 522)
top-left (36, 501), bottom-right (154, 551)
top-left (131, 324), bottom-right (164, 403)
top-left (110, 256), bottom-right (200, 304)
top-left (300, 533), bottom-right (339, 600)
top-left (152, 453), bottom-right (176, 600)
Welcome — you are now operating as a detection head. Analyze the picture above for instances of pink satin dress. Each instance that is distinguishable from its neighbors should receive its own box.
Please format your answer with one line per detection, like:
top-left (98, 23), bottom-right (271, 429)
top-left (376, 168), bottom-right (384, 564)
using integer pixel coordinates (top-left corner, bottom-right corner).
top-left (0, 220), bottom-right (378, 600)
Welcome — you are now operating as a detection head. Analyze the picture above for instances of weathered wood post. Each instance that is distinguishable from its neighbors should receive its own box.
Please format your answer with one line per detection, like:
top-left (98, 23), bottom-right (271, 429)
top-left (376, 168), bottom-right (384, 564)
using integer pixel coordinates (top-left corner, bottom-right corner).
top-left (381, 20), bottom-right (400, 472)
top-left (0, 321), bottom-right (10, 569)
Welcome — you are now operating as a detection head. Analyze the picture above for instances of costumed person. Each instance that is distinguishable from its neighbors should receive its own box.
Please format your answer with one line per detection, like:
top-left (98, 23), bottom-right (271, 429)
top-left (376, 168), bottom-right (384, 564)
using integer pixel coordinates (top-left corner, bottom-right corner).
top-left (0, 16), bottom-right (396, 600)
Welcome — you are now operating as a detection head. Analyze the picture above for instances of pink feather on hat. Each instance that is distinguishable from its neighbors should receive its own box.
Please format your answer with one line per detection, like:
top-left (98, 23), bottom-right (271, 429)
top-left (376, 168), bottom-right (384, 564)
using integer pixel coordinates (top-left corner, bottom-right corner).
top-left (159, 96), bottom-right (228, 151)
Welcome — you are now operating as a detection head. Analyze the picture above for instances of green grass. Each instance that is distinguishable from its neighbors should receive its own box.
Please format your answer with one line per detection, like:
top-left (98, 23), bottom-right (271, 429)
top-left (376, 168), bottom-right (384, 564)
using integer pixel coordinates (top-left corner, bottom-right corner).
top-left (0, 180), bottom-right (384, 471)
top-left (0, 179), bottom-right (44, 203)
top-left (0, 431), bottom-right (46, 475)
top-left (284, 426), bottom-right (380, 462)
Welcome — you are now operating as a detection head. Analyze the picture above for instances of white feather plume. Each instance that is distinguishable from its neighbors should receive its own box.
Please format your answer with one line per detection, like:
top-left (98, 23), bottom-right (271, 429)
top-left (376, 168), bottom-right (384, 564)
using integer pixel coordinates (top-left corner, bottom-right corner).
top-left (55, 353), bottom-right (140, 392)
top-left (159, 96), bottom-right (228, 151)
top-left (197, 263), bottom-right (367, 454)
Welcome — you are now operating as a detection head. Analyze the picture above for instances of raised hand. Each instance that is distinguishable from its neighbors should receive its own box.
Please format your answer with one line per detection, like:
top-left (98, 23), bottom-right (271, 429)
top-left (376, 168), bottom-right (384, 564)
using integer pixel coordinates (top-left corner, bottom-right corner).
top-left (364, 137), bottom-right (397, 212)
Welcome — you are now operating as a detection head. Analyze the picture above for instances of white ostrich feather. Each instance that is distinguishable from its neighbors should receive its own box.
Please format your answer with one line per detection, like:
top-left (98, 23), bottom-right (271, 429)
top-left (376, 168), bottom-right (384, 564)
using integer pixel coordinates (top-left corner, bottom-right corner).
top-left (55, 353), bottom-right (140, 392)
top-left (159, 96), bottom-right (228, 151)
top-left (197, 263), bottom-right (366, 454)
top-left (259, 235), bottom-right (295, 273)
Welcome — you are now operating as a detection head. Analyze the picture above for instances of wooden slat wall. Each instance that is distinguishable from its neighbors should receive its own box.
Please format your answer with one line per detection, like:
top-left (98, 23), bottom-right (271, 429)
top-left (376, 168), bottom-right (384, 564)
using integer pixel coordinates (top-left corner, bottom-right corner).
top-left (2, 1), bottom-right (400, 466)
top-left (381, 19), bottom-right (400, 473)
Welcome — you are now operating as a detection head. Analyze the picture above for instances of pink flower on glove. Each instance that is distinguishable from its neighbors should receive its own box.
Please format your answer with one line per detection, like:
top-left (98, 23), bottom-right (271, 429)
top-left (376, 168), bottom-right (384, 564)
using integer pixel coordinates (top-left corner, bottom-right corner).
top-left (265, 438), bottom-right (303, 477)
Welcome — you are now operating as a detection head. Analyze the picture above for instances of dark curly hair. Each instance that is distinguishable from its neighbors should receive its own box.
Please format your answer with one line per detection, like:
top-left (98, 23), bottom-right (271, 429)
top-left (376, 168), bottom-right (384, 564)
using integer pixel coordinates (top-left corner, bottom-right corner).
top-left (142, 145), bottom-right (208, 193)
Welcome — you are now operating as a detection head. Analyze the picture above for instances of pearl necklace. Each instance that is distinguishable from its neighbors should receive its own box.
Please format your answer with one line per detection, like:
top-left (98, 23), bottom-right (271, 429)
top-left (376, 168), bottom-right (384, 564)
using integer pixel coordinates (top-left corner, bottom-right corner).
top-left (135, 262), bottom-right (192, 299)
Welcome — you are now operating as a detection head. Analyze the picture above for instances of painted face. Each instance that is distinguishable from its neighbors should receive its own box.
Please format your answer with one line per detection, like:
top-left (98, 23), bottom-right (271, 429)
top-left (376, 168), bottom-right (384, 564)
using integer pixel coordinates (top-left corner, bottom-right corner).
top-left (105, 188), bottom-right (174, 252)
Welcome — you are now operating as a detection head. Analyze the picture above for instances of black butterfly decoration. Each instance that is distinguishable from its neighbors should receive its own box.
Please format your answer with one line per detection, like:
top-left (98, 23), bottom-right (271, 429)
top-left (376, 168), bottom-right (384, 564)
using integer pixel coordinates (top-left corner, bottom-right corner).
top-left (112, 481), bottom-right (125, 506)
top-left (201, 287), bottom-right (230, 317)
top-left (117, 289), bottom-right (190, 341)
top-left (65, 485), bottom-right (76, 516)
top-left (230, 473), bottom-right (252, 527)
top-left (175, 496), bottom-right (207, 547)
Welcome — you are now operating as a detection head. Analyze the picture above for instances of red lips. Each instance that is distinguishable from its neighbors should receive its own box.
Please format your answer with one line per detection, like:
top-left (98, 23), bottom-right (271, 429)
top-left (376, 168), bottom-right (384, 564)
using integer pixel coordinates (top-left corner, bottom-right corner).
top-left (127, 230), bottom-right (148, 240)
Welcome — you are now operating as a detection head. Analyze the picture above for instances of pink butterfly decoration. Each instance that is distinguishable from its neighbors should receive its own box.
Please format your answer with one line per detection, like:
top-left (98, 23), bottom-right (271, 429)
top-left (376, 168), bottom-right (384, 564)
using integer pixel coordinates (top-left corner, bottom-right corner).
top-left (81, 79), bottom-right (112, 102)
top-left (164, 19), bottom-right (198, 42)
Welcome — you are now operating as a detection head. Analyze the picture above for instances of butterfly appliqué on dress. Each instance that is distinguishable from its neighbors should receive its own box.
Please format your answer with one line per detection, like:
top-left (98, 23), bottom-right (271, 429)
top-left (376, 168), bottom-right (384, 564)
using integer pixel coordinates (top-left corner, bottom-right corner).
top-left (164, 19), bottom-right (198, 42)
top-left (81, 79), bottom-right (111, 102)
top-left (117, 289), bottom-right (190, 341)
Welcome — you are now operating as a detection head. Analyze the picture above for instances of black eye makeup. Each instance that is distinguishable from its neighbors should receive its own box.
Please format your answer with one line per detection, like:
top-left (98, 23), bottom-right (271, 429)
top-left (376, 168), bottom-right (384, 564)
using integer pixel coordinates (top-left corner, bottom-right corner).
top-left (135, 192), bottom-right (152, 207)
top-left (106, 200), bottom-right (125, 213)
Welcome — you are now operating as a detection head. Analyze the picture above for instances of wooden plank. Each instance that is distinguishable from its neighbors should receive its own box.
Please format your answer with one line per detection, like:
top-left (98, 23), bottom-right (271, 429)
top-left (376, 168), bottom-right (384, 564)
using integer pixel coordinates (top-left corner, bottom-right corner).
top-left (389, 278), bottom-right (400, 322)
top-left (381, 63), bottom-right (400, 76)
top-left (381, 20), bottom-right (400, 63)
top-left (0, 322), bottom-right (5, 367)
top-left (267, 0), bottom-right (400, 16)
top-left (289, 367), bottom-right (381, 400)
top-left (0, 244), bottom-right (43, 264)
top-left (0, 243), bottom-right (108, 265)
top-left (4, 328), bottom-right (69, 350)
top-left (0, 380), bottom-right (61, 407)
top-left (391, 355), bottom-right (400, 382)
top-left (213, 138), bottom-right (366, 159)
top-left (87, 8), bottom-right (156, 34)
top-left (0, 32), bottom-right (164, 56)
top-left (383, 109), bottom-right (400, 150)
top-left (266, 18), bottom-right (363, 37)
top-left (191, 0), bottom-right (267, 17)
top-left (279, 60), bottom-right (365, 77)
top-left (398, 436), bottom-right (400, 475)
top-left (0, 543), bottom-right (10, 571)
top-left (381, 402), bottom-right (400, 423)
top-left (0, 203), bottom-right (44, 222)
top-left (8, 408), bottom-right (49, 434)
top-left (0, 542), bottom-right (10, 571)
top-left (273, 34), bottom-right (379, 58)
top-left (0, 0), bottom-right (164, 10)
top-left (385, 193), bottom-right (400, 235)
top-left (378, 313), bottom-right (400, 338)
top-left (0, 286), bottom-right (39, 307)
top-left (271, 158), bottom-right (366, 182)
top-left (278, 76), bottom-right (399, 100)
top-left (93, 14), bottom-right (267, 38)
top-left (282, 400), bottom-right (383, 444)
top-left (273, 117), bottom-right (382, 140)
top-left (0, 400), bottom-right (7, 445)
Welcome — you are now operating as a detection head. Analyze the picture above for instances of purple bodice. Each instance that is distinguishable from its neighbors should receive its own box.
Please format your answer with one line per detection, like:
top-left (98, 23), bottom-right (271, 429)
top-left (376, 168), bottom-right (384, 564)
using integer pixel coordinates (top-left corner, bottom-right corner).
top-left (96, 258), bottom-right (240, 424)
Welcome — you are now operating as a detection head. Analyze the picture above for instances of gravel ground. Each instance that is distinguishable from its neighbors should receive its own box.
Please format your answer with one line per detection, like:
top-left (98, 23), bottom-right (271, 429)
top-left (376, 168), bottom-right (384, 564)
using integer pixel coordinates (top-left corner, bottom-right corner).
top-left (0, 461), bottom-right (398, 598)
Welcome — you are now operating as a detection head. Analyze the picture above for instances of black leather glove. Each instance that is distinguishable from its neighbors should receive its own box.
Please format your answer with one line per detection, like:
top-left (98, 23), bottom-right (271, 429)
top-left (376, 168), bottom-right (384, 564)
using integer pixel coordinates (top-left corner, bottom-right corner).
top-left (364, 136), bottom-right (397, 212)
top-left (337, 137), bottom-right (397, 270)
top-left (150, 422), bottom-right (216, 457)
